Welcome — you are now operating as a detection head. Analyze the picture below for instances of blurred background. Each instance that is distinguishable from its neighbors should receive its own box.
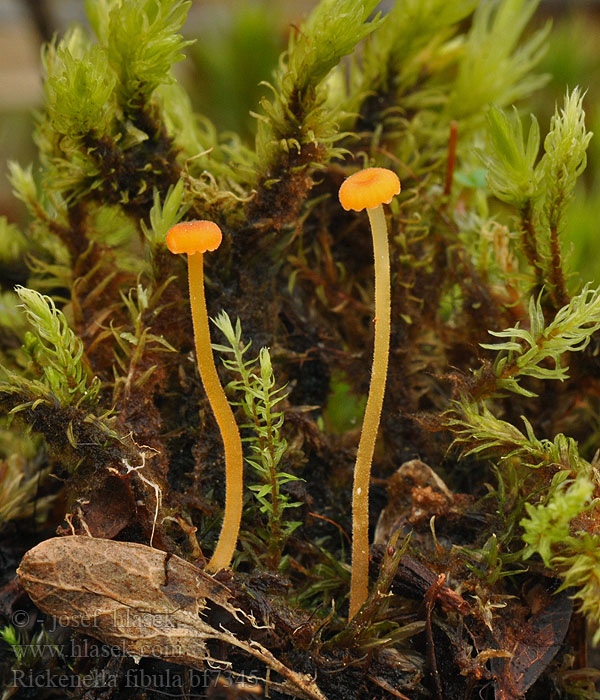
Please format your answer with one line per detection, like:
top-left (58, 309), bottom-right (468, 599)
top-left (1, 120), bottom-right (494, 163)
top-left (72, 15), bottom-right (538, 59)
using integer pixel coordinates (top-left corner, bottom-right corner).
top-left (0, 0), bottom-right (599, 281)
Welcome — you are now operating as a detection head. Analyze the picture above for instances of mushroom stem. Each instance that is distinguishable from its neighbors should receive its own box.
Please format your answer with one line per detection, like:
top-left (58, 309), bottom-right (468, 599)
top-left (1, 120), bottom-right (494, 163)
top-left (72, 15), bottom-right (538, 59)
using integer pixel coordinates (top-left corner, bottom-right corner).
top-left (187, 252), bottom-right (244, 573)
top-left (349, 203), bottom-right (391, 620)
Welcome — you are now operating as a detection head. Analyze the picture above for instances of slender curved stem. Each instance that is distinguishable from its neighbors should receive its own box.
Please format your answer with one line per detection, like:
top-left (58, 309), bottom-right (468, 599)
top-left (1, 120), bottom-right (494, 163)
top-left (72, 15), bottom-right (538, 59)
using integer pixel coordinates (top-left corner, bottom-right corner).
top-left (187, 252), bottom-right (244, 572)
top-left (348, 204), bottom-right (391, 620)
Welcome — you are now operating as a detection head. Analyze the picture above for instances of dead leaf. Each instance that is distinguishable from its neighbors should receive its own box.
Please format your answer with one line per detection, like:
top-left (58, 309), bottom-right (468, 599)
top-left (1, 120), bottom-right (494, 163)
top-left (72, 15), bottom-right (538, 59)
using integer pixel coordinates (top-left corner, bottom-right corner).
top-left (488, 585), bottom-right (573, 700)
top-left (18, 536), bottom-right (327, 700)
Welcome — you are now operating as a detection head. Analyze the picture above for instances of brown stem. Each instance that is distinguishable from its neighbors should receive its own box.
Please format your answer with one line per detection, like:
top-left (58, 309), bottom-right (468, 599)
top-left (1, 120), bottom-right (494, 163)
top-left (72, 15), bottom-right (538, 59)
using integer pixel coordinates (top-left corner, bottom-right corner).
top-left (518, 201), bottom-right (541, 271)
top-left (424, 574), bottom-right (446, 700)
top-left (548, 224), bottom-right (570, 309)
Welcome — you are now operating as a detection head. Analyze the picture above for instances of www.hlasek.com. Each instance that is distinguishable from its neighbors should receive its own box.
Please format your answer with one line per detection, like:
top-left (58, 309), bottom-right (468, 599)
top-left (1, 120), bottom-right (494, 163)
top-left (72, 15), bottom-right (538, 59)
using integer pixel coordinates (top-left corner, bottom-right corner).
top-left (10, 637), bottom-right (186, 661)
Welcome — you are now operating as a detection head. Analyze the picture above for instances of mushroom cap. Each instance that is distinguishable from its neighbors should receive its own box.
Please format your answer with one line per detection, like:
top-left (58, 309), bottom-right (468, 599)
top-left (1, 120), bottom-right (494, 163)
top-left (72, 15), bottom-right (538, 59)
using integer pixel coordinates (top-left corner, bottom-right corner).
top-left (166, 220), bottom-right (223, 255)
top-left (338, 167), bottom-right (401, 211)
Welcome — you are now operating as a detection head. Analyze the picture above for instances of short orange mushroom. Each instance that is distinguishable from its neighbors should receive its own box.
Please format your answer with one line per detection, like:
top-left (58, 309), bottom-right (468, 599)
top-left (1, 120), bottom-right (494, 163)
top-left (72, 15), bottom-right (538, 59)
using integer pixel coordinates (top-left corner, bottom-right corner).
top-left (339, 167), bottom-right (400, 620)
top-left (166, 220), bottom-right (243, 573)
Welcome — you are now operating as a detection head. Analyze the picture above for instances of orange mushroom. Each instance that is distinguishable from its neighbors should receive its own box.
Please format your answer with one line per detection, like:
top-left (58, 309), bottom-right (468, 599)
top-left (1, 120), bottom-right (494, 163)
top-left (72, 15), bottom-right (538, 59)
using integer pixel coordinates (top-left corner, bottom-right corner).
top-left (339, 167), bottom-right (400, 620)
top-left (339, 167), bottom-right (400, 212)
top-left (166, 220), bottom-right (243, 573)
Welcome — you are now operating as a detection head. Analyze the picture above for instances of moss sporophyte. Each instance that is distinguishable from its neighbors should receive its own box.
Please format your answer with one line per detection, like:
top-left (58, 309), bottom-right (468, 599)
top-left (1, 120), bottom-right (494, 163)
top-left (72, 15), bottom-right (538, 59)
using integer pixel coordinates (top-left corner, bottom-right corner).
top-left (166, 221), bottom-right (243, 573)
top-left (338, 167), bottom-right (401, 620)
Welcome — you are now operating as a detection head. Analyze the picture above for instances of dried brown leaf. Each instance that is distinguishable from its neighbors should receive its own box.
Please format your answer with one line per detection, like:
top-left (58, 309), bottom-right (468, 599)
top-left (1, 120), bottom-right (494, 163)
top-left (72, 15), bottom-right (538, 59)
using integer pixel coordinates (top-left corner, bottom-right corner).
top-left (18, 536), bottom-right (327, 700)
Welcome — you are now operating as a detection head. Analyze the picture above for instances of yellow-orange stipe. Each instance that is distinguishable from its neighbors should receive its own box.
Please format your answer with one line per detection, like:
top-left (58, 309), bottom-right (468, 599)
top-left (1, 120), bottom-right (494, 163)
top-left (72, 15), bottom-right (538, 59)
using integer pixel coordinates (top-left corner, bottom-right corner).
top-left (338, 168), bottom-right (400, 620)
top-left (166, 221), bottom-right (243, 573)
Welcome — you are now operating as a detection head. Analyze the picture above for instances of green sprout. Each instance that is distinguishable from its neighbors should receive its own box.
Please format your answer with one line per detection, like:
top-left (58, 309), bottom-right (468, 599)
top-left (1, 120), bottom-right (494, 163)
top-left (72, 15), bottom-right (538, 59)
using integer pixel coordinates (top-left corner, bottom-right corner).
top-left (212, 311), bottom-right (302, 569)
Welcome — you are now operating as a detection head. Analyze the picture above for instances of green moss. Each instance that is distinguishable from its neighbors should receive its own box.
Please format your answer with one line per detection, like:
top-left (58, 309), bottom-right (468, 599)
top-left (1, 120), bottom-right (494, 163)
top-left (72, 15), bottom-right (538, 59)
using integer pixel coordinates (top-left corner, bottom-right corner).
top-left (2, 0), bottom-right (600, 697)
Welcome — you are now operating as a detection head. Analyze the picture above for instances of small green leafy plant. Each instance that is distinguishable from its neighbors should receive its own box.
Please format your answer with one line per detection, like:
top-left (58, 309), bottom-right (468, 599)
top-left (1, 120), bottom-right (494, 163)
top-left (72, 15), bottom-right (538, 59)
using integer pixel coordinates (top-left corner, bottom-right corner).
top-left (0, 624), bottom-right (64, 669)
top-left (212, 311), bottom-right (302, 569)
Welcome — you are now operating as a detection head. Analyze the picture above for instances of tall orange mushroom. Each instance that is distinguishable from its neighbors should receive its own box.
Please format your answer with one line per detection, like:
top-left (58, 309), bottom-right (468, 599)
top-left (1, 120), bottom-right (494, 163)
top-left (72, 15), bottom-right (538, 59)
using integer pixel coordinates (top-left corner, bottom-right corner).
top-left (339, 167), bottom-right (401, 620)
top-left (166, 220), bottom-right (243, 573)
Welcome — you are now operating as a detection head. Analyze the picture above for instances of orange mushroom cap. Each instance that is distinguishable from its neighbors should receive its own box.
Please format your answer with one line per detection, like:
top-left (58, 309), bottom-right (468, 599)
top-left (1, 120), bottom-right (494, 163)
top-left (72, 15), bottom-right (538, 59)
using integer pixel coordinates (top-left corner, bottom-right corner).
top-left (166, 220), bottom-right (223, 255)
top-left (338, 167), bottom-right (401, 212)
